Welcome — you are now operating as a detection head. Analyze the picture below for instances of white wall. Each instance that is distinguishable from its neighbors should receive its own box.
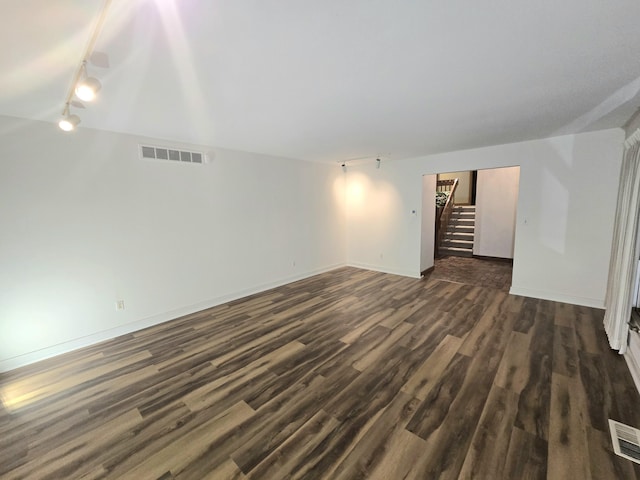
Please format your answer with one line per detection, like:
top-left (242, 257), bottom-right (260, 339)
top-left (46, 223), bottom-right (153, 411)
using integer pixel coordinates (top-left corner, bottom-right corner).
top-left (0, 118), bottom-right (626, 371)
top-left (0, 116), bottom-right (346, 371)
top-left (420, 175), bottom-right (436, 272)
top-left (346, 128), bottom-right (624, 307)
top-left (473, 166), bottom-right (520, 258)
top-left (345, 163), bottom-right (418, 277)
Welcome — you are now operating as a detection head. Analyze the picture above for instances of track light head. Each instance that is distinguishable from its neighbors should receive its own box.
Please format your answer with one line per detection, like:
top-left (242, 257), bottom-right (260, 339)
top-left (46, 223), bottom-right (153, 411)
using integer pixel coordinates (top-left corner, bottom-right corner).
top-left (74, 62), bottom-right (101, 102)
top-left (58, 105), bottom-right (80, 131)
top-left (75, 76), bottom-right (101, 102)
top-left (58, 114), bottom-right (80, 132)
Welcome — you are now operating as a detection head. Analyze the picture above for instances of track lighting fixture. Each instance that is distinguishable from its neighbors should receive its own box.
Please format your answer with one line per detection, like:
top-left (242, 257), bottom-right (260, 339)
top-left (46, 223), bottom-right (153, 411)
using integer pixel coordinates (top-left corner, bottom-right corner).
top-left (58, 104), bottom-right (80, 132)
top-left (75, 62), bottom-right (101, 102)
top-left (57, 0), bottom-right (113, 132)
top-left (338, 155), bottom-right (388, 170)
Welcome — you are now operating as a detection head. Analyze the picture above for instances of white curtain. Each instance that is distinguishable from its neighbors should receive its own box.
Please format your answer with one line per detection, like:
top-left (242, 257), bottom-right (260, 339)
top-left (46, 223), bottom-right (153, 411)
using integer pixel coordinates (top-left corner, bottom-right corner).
top-left (604, 130), bottom-right (640, 353)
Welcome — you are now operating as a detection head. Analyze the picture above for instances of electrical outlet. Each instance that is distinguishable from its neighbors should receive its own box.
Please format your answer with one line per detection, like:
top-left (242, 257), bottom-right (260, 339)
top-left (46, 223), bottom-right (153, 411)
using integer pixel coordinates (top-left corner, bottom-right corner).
top-left (116, 300), bottom-right (125, 311)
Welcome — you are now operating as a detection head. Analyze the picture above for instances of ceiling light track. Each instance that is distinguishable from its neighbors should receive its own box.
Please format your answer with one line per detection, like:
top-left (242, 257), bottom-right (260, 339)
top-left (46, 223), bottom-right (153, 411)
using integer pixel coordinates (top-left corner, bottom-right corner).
top-left (58, 0), bottom-right (113, 132)
top-left (337, 154), bottom-right (391, 171)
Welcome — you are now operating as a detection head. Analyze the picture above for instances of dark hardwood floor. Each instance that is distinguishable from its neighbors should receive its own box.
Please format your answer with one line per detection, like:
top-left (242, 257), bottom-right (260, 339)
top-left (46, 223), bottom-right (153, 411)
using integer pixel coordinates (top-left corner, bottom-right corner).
top-left (1, 266), bottom-right (639, 479)
top-left (430, 255), bottom-right (513, 292)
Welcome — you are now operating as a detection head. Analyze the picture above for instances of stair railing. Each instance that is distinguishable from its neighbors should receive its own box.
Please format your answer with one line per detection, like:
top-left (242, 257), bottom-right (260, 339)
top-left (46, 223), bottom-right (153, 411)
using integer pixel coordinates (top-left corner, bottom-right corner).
top-left (435, 178), bottom-right (458, 257)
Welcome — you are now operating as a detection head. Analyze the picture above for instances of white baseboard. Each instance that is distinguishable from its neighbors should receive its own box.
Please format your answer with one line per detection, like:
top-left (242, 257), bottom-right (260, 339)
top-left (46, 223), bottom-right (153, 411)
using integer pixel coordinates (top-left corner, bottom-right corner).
top-left (508, 285), bottom-right (604, 308)
top-left (624, 332), bottom-right (640, 396)
top-left (0, 263), bottom-right (346, 373)
top-left (346, 262), bottom-right (421, 279)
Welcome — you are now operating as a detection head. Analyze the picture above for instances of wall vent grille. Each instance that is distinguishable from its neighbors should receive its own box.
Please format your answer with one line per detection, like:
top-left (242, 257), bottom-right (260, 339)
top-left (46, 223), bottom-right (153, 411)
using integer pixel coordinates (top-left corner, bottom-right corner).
top-left (139, 144), bottom-right (204, 164)
top-left (609, 419), bottom-right (640, 464)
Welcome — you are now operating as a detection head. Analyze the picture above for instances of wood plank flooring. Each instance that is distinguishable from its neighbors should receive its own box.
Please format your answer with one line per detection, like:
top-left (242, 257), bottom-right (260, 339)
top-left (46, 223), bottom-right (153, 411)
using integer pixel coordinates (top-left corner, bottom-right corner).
top-left (1, 266), bottom-right (640, 479)
top-left (430, 255), bottom-right (513, 292)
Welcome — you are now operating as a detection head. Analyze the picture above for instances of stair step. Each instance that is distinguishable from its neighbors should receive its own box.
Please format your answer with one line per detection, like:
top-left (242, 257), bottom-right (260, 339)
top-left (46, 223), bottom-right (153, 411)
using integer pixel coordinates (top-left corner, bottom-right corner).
top-left (446, 225), bottom-right (475, 234)
top-left (439, 246), bottom-right (473, 257)
top-left (449, 215), bottom-right (476, 225)
top-left (440, 205), bottom-right (475, 258)
top-left (442, 237), bottom-right (473, 248)
top-left (441, 239), bottom-right (473, 249)
top-left (444, 232), bottom-right (474, 241)
top-left (450, 211), bottom-right (475, 217)
top-left (446, 224), bottom-right (475, 230)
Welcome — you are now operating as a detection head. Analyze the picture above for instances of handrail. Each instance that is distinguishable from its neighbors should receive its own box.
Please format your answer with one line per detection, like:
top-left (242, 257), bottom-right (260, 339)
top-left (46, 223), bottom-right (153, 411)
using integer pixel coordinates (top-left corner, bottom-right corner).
top-left (437, 179), bottom-right (456, 190)
top-left (435, 178), bottom-right (458, 257)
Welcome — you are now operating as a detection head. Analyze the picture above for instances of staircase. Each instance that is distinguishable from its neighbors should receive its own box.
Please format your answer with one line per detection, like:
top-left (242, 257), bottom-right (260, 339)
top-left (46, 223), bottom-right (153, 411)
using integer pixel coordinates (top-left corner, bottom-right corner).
top-left (439, 205), bottom-right (475, 257)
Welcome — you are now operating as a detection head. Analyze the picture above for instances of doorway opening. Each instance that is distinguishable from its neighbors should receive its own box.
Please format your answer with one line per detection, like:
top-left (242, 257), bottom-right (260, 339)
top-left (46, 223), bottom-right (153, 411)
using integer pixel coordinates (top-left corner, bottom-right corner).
top-left (420, 166), bottom-right (520, 291)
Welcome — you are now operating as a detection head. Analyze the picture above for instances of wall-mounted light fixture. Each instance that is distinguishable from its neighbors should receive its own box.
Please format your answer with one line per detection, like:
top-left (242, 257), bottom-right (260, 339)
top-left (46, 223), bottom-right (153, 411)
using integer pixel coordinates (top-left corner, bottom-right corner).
top-left (58, 0), bottom-right (113, 132)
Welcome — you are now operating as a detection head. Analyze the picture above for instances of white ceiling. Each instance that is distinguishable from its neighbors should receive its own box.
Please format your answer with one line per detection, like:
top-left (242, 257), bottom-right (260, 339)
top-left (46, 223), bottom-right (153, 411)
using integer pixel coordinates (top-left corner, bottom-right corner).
top-left (2, 0), bottom-right (640, 163)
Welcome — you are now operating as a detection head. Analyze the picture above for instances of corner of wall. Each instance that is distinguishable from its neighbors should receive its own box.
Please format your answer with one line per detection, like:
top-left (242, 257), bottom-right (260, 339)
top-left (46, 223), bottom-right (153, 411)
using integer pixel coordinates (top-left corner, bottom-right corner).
top-left (625, 332), bottom-right (640, 395)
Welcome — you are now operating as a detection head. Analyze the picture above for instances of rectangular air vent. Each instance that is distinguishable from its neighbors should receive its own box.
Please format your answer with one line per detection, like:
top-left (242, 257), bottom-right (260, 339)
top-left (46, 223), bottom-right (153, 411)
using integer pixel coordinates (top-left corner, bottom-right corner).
top-left (139, 144), bottom-right (205, 164)
top-left (609, 419), bottom-right (640, 464)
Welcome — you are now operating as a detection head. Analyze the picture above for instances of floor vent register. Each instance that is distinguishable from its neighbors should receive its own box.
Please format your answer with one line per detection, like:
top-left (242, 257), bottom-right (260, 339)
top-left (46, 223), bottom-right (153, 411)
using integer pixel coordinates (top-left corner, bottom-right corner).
top-left (609, 419), bottom-right (640, 464)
